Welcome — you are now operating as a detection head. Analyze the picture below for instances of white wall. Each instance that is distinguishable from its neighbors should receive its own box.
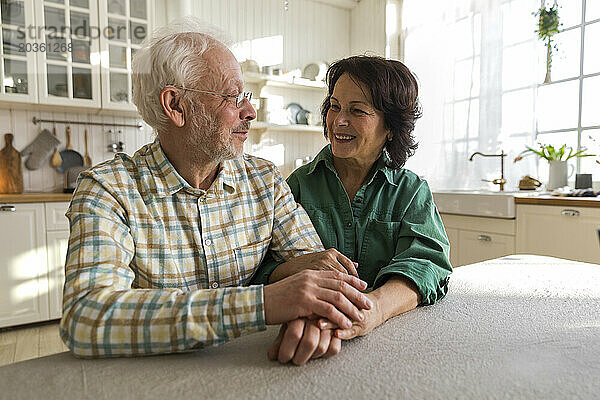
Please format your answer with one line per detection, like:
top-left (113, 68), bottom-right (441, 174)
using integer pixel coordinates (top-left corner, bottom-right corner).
top-left (350, 0), bottom-right (386, 56)
top-left (154, 0), bottom-right (352, 70)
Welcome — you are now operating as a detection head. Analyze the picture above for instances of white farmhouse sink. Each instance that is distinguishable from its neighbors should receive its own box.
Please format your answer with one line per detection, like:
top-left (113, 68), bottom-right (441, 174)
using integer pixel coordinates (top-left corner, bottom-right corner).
top-left (432, 190), bottom-right (519, 218)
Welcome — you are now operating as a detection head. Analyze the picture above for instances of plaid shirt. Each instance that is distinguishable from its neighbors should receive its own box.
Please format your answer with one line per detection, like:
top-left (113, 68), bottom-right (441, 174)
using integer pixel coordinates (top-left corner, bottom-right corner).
top-left (60, 139), bottom-right (322, 357)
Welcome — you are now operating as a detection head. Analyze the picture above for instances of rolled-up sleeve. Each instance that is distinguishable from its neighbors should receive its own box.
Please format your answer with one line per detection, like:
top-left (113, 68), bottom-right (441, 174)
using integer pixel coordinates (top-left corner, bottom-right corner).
top-left (373, 182), bottom-right (452, 305)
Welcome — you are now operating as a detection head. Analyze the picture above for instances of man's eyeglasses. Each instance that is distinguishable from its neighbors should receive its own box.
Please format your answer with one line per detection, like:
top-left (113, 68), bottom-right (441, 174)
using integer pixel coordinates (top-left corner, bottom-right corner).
top-left (170, 86), bottom-right (252, 108)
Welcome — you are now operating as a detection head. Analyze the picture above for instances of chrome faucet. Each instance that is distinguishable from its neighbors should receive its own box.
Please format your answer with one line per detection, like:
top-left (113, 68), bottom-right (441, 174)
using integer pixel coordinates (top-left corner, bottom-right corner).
top-left (469, 150), bottom-right (507, 191)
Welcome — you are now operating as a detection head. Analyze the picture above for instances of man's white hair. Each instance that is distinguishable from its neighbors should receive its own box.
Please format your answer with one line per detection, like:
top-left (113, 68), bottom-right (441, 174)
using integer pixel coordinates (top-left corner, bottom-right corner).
top-left (132, 16), bottom-right (233, 134)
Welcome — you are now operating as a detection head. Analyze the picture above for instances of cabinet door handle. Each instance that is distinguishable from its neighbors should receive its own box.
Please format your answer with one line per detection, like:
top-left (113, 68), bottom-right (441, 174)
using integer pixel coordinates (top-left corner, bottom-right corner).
top-left (0, 205), bottom-right (16, 212)
top-left (477, 234), bottom-right (492, 242)
top-left (561, 209), bottom-right (580, 217)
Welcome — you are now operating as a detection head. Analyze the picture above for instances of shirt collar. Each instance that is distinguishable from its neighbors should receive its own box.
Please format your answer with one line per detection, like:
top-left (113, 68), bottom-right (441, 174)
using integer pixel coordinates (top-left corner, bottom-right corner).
top-left (307, 144), bottom-right (398, 187)
top-left (373, 153), bottom-right (398, 187)
top-left (144, 138), bottom-right (237, 198)
top-left (307, 144), bottom-right (336, 175)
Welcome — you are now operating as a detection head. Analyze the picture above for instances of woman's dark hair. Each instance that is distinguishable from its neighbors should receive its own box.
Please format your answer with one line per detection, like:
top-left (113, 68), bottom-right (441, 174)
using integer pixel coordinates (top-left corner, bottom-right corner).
top-left (321, 55), bottom-right (421, 169)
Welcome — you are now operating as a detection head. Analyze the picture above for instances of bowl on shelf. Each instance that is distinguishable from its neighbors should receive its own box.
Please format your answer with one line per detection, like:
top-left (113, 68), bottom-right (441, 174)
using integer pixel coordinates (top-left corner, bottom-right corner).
top-left (285, 103), bottom-right (303, 124)
top-left (240, 59), bottom-right (260, 74)
top-left (302, 62), bottom-right (327, 81)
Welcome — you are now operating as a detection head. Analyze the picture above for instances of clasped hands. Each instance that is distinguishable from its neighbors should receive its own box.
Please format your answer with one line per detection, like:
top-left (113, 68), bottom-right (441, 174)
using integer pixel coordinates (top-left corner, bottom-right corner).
top-left (265, 249), bottom-right (381, 366)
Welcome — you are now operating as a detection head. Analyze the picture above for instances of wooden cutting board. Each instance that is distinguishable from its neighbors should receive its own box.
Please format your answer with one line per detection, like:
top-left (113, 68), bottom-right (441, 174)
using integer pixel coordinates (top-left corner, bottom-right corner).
top-left (0, 133), bottom-right (24, 194)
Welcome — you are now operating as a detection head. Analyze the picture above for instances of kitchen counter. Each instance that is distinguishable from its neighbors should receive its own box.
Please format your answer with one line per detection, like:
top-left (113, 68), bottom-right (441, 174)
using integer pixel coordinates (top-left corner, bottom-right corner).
top-left (514, 194), bottom-right (600, 207)
top-left (4, 192), bottom-right (598, 207)
top-left (0, 192), bottom-right (72, 203)
top-left (1, 255), bottom-right (598, 400)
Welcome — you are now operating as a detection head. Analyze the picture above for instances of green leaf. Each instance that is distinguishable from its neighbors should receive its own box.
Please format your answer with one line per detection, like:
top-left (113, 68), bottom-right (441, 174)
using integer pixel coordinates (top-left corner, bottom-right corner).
top-left (516, 142), bottom-right (595, 162)
top-left (524, 146), bottom-right (546, 159)
top-left (557, 144), bottom-right (566, 160)
top-left (566, 147), bottom-right (573, 160)
top-left (566, 149), bottom-right (597, 160)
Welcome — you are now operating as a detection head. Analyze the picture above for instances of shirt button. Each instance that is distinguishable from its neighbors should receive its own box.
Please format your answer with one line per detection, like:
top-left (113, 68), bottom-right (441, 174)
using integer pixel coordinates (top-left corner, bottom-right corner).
top-left (204, 239), bottom-right (212, 246)
top-left (211, 282), bottom-right (219, 289)
top-left (347, 222), bottom-right (352, 227)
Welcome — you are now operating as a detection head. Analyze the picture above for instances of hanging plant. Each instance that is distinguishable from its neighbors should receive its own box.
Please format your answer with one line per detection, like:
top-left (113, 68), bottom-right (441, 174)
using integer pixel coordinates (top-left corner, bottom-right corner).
top-left (535, 2), bottom-right (560, 84)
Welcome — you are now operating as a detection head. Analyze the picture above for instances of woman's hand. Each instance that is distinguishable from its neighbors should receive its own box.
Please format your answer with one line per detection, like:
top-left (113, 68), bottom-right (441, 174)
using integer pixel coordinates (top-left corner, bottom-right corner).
top-left (269, 248), bottom-right (359, 283)
top-left (320, 293), bottom-right (383, 340)
top-left (267, 318), bottom-right (341, 366)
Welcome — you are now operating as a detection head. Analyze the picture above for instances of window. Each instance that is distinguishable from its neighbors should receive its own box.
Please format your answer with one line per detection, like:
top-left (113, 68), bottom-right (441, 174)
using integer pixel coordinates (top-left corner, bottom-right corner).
top-left (531, 0), bottom-right (600, 180)
top-left (400, 0), bottom-right (600, 189)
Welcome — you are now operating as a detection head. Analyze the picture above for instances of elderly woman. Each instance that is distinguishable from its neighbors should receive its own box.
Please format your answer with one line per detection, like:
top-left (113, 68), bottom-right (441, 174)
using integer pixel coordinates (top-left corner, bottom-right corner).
top-left (253, 55), bottom-right (452, 365)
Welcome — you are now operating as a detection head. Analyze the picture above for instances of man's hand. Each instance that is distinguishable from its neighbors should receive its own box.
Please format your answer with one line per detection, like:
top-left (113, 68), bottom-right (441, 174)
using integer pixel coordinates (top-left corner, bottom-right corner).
top-left (319, 293), bottom-right (383, 340)
top-left (267, 318), bottom-right (341, 366)
top-left (263, 269), bottom-right (372, 329)
top-left (269, 249), bottom-right (358, 283)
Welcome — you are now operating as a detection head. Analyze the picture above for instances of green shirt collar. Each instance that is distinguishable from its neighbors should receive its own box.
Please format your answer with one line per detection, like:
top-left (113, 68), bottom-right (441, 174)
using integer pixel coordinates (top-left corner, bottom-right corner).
top-left (307, 144), bottom-right (398, 187)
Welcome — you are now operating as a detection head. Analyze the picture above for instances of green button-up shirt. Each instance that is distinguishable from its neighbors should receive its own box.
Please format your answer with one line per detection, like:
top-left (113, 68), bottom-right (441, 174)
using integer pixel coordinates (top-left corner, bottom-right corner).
top-left (253, 145), bottom-right (452, 305)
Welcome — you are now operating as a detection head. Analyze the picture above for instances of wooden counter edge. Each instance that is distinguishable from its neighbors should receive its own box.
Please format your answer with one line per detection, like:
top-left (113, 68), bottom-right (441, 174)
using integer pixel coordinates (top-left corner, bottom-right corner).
top-left (0, 193), bottom-right (73, 203)
top-left (514, 196), bottom-right (600, 208)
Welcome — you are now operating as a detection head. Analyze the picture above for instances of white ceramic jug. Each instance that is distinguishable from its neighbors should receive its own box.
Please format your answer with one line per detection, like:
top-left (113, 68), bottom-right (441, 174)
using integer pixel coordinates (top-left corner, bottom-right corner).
top-left (547, 160), bottom-right (574, 190)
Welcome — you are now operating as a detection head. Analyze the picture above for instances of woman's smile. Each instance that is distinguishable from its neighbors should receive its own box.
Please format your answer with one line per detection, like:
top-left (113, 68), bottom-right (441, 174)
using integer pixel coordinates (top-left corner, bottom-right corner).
top-left (333, 133), bottom-right (357, 142)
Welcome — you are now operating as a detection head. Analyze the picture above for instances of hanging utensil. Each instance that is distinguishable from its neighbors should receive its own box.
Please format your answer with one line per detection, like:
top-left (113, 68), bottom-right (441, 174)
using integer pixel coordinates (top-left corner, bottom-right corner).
top-left (56, 126), bottom-right (84, 173)
top-left (0, 133), bottom-right (23, 194)
top-left (83, 129), bottom-right (92, 167)
top-left (50, 126), bottom-right (62, 168)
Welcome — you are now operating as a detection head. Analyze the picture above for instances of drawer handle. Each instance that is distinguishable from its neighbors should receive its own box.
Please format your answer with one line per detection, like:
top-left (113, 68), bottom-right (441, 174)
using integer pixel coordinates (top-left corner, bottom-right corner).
top-left (477, 234), bottom-right (492, 242)
top-left (561, 209), bottom-right (580, 217)
top-left (0, 205), bottom-right (16, 212)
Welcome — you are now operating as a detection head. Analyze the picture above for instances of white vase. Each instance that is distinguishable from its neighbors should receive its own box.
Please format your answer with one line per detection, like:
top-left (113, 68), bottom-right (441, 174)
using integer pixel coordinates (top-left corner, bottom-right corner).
top-left (547, 160), bottom-right (569, 190)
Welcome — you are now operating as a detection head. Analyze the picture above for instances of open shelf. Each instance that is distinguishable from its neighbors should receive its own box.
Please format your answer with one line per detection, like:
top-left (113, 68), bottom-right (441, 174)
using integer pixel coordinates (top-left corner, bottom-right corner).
top-left (243, 72), bottom-right (327, 90)
top-left (250, 122), bottom-right (324, 133)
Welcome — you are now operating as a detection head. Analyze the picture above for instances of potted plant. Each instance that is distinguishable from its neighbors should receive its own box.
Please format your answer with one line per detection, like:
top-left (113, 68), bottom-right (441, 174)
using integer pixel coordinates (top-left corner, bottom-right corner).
top-left (535, 2), bottom-right (561, 83)
top-left (514, 143), bottom-right (596, 189)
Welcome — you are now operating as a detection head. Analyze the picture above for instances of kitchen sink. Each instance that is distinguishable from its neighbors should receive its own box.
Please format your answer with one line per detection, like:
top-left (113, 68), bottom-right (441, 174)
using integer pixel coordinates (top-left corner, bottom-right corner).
top-left (432, 190), bottom-right (524, 218)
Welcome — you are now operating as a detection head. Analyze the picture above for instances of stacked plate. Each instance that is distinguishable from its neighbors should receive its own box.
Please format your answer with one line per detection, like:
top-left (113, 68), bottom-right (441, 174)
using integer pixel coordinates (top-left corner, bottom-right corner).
top-left (286, 103), bottom-right (311, 125)
top-left (302, 62), bottom-right (328, 81)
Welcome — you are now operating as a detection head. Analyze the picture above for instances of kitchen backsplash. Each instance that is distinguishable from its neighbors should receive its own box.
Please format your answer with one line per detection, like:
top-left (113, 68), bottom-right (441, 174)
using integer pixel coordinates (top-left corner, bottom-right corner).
top-left (0, 108), bottom-right (155, 193)
top-left (1, 107), bottom-right (327, 192)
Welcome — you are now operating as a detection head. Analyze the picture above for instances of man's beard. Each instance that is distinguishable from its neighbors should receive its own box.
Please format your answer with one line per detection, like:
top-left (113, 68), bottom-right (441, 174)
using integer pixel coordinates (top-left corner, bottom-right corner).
top-left (187, 108), bottom-right (249, 163)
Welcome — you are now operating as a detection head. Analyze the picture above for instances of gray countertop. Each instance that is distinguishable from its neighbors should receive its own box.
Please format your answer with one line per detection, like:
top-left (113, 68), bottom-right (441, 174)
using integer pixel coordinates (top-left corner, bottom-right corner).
top-left (1, 255), bottom-right (599, 400)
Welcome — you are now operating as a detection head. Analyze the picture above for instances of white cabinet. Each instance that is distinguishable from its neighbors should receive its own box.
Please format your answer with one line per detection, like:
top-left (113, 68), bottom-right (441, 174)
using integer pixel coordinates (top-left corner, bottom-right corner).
top-left (457, 230), bottom-right (515, 266)
top-left (444, 227), bottom-right (459, 267)
top-left (516, 204), bottom-right (600, 264)
top-left (441, 214), bottom-right (516, 267)
top-left (46, 230), bottom-right (68, 319)
top-left (98, 0), bottom-right (152, 111)
top-left (0, 0), bottom-right (153, 110)
top-left (0, 202), bottom-right (49, 328)
top-left (0, 201), bottom-right (69, 328)
top-left (0, 0), bottom-right (39, 104)
top-left (34, 0), bottom-right (102, 107)
top-left (45, 202), bottom-right (69, 319)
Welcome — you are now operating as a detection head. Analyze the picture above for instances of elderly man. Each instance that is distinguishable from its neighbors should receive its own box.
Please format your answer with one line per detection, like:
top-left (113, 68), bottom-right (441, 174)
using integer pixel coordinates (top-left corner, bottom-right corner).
top-left (60, 18), bottom-right (371, 359)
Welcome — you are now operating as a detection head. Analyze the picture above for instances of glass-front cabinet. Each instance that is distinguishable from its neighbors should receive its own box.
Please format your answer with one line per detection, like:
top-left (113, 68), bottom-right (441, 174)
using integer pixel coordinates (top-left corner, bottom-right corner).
top-left (0, 0), bottom-right (151, 110)
top-left (0, 0), bottom-right (38, 103)
top-left (34, 0), bottom-right (101, 107)
top-left (98, 0), bottom-right (151, 111)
